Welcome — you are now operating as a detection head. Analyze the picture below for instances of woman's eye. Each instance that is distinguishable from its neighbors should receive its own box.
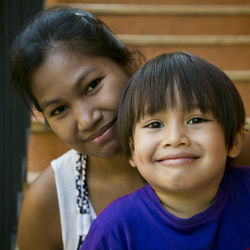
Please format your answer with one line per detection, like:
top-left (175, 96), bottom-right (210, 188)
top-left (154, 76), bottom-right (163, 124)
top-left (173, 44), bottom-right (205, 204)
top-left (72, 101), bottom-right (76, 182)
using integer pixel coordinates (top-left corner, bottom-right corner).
top-left (188, 117), bottom-right (208, 124)
top-left (146, 121), bottom-right (164, 128)
top-left (85, 78), bottom-right (102, 94)
top-left (50, 105), bottom-right (68, 117)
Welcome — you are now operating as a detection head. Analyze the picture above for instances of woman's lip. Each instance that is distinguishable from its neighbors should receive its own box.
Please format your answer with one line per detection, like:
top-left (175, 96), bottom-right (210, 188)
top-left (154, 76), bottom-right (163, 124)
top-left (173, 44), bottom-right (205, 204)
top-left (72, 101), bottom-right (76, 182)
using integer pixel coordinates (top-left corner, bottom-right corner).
top-left (86, 119), bottom-right (116, 143)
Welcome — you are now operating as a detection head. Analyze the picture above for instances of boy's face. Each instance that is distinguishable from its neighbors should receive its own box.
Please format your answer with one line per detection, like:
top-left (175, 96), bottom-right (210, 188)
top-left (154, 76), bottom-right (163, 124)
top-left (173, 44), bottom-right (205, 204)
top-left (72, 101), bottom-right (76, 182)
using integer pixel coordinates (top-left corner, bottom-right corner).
top-left (129, 106), bottom-right (241, 197)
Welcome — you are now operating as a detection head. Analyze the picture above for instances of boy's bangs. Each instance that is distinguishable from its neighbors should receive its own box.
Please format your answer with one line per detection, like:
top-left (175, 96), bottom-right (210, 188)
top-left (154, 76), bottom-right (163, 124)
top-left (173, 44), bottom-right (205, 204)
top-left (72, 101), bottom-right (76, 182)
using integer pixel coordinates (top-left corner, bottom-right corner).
top-left (133, 60), bottom-right (216, 122)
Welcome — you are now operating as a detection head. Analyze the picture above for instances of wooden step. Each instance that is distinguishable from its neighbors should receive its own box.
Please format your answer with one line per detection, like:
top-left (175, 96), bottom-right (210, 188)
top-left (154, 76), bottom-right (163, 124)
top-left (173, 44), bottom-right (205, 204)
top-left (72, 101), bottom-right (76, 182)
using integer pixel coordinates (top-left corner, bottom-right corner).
top-left (46, 0), bottom-right (250, 6)
top-left (116, 34), bottom-right (250, 70)
top-left (118, 34), bottom-right (250, 46)
top-left (27, 132), bottom-right (69, 173)
top-left (45, 4), bottom-right (250, 35)
top-left (46, 3), bottom-right (250, 15)
top-left (91, 15), bottom-right (250, 35)
top-left (130, 45), bottom-right (250, 70)
top-left (233, 81), bottom-right (250, 117)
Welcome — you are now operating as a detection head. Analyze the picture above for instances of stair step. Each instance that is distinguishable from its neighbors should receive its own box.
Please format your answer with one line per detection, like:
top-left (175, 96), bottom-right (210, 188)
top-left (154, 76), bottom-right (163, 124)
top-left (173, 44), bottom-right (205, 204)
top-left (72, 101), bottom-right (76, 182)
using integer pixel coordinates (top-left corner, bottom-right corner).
top-left (132, 46), bottom-right (250, 70)
top-left (45, 4), bottom-right (250, 34)
top-left (27, 132), bottom-right (69, 173)
top-left (118, 34), bottom-right (250, 46)
top-left (116, 35), bottom-right (250, 70)
top-left (46, 3), bottom-right (250, 15)
top-left (46, 1), bottom-right (250, 6)
top-left (227, 70), bottom-right (250, 82)
top-left (92, 15), bottom-right (250, 35)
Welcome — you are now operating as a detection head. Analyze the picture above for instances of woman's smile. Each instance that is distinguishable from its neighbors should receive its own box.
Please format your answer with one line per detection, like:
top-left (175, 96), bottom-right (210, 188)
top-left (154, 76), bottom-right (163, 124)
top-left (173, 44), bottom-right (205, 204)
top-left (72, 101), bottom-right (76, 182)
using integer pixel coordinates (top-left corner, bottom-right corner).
top-left (87, 119), bottom-right (117, 144)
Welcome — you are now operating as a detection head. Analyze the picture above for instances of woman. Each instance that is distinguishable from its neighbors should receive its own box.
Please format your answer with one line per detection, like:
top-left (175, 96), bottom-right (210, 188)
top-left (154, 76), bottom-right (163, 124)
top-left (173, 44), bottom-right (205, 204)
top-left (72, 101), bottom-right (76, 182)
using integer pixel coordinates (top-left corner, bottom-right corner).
top-left (11, 6), bottom-right (249, 250)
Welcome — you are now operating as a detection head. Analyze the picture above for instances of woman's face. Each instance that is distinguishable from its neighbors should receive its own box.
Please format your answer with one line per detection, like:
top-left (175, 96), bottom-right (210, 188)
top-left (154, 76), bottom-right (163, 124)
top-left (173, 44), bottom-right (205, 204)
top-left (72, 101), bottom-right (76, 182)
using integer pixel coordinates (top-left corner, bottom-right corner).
top-left (31, 49), bottom-right (130, 157)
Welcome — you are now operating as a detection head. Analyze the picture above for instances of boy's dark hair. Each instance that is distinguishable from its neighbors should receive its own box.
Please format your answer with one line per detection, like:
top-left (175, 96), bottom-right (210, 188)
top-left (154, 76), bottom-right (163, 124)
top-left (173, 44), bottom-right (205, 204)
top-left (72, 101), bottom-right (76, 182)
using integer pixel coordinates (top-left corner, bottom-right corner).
top-left (117, 51), bottom-right (245, 159)
top-left (10, 6), bottom-right (143, 111)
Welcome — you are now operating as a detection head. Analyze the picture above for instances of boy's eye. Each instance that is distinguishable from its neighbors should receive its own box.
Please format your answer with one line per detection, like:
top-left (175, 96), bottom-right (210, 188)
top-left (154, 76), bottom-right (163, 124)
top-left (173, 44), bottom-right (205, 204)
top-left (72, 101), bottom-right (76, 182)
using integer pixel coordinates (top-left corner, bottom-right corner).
top-left (50, 105), bottom-right (68, 117)
top-left (145, 121), bottom-right (164, 128)
top-left (187, 117), bottom-right (208, 124)
top-left (85, 78), bottom-right (102, 94)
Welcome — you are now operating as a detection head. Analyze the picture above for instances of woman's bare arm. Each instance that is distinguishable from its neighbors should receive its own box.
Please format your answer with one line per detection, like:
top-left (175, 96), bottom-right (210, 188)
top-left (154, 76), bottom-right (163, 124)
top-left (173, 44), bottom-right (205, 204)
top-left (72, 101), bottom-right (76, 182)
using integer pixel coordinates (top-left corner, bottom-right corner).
top-left (17, 166), bottom-right (62, 250)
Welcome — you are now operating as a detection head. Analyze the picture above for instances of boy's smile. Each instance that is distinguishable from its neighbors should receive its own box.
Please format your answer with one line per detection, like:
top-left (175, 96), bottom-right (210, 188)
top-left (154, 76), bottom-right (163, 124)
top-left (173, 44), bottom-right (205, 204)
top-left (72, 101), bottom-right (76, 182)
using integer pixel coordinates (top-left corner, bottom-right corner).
top-left (155, 151), bottom-right (200, 166)
top-left (129, 106), bottom-right (239, 211)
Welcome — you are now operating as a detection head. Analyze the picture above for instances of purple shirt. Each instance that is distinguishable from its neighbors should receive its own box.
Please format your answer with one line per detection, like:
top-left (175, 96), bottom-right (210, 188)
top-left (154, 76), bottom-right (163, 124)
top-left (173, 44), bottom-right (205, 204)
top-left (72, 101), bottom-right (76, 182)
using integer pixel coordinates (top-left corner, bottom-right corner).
top-left (81, 166), bottom-right (250, 250)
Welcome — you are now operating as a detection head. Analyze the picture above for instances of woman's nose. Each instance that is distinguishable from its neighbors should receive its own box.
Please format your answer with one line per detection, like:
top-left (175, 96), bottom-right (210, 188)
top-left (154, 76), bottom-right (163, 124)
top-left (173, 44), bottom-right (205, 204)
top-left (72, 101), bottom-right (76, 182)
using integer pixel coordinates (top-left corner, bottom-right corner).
top-left (74, 101), bottom-right (102, 132)
top-left (162, 122), bottom-right (190, 148)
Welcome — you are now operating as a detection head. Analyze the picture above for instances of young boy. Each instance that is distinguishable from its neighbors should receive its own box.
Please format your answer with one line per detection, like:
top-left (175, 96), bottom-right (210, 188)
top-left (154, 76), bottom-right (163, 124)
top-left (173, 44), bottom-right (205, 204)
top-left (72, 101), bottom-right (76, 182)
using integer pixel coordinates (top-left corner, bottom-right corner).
top-left (81, 52), bottom-right (250, 249)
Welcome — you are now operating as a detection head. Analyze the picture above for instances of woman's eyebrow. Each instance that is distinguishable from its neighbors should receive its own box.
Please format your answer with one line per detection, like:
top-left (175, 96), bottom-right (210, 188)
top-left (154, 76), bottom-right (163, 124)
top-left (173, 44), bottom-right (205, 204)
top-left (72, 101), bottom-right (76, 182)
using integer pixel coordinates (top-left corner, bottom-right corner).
top-left (41, 67), bottom-right (98, 111)
top-left (73, 66), bottom-right (97, 92)
top-left (41, 98), bottom-right (62, 111)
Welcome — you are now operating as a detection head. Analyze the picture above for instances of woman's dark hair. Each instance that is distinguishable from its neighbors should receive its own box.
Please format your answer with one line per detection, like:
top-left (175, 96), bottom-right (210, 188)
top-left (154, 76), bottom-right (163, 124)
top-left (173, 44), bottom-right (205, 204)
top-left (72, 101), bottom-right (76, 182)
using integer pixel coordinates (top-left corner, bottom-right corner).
top-left (10, 6), bottom-right (143, 111)
top-left (117, 51), bottom-right (245, 159)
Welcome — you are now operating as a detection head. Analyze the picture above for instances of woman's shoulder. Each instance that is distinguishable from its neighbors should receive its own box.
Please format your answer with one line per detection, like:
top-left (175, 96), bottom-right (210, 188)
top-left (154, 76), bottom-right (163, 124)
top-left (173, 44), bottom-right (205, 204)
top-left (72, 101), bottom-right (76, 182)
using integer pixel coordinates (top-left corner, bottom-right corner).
top-left (26, 149), bottom-right (79, 213)
top-left (21, 166), bottom-right (59, 225)
top-left (51, 149), bottom-right (78, 169)
top-left (17, 166), bottom-right (62, 249)
top-left (26, 165), bottom-right (58, 204)
top-left (27, 149), bottom-right (77, 202)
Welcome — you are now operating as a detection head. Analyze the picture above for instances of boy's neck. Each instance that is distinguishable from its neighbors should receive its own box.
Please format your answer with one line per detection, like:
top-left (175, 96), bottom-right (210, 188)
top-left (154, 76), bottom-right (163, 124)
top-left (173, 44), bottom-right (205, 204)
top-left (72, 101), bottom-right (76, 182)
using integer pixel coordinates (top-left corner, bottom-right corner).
top-left (155, 183), bottom-right (220, 219)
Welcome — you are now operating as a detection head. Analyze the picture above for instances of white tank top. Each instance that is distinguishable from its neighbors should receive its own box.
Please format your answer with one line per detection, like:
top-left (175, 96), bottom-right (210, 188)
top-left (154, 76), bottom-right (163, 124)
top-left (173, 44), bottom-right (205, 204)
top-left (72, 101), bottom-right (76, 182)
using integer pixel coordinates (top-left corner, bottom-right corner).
top-left (51, 149), bottom-right (97, 250)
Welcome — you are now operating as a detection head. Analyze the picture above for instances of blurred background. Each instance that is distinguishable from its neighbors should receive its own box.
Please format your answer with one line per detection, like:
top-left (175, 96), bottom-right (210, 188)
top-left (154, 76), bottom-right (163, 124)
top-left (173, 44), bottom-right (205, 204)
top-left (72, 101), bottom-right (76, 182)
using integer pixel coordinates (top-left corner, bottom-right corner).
top-left (1, 0), bottom-right (250, 249)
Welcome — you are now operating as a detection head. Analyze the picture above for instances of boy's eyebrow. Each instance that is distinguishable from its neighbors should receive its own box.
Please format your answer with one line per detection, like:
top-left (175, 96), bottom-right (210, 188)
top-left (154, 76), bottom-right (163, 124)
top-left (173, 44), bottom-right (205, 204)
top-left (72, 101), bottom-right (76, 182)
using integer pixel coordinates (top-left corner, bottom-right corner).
top-left (40, 66), bottom-right (97, 111)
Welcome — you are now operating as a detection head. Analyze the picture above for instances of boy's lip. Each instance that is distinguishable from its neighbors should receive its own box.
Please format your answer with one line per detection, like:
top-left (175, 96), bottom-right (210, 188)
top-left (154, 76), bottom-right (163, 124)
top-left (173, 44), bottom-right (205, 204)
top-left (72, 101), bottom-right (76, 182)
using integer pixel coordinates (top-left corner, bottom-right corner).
top-left (157, 152), bottom-right (200, 165)
top-left (85, 119), bottom-right (117, 143)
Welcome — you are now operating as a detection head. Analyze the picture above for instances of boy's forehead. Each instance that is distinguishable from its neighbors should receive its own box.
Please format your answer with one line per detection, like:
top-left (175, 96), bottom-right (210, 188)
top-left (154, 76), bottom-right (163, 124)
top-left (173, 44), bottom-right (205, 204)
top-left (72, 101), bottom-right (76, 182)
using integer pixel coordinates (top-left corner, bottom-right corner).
top-left (142, 88), bottom-right (197, 111)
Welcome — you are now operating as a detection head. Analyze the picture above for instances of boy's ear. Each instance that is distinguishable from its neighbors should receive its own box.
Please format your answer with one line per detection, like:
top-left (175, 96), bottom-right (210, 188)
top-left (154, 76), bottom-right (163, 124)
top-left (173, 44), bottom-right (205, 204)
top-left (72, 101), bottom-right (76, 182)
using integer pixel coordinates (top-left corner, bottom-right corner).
top-left (228, 128), bottom-right (244, 158)
top-left (129, 139), bottom-right (136, 168)
top-left (129, 156), bottom-right (136, 168)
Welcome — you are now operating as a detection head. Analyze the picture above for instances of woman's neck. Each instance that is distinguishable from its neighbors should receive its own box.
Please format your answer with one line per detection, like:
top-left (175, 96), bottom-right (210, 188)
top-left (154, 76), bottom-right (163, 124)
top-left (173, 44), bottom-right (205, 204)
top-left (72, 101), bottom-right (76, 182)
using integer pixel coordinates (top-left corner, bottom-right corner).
top-left (88, 152), bottom-right (131, 173)
top-left (87, 152), bottom-right (145, 214)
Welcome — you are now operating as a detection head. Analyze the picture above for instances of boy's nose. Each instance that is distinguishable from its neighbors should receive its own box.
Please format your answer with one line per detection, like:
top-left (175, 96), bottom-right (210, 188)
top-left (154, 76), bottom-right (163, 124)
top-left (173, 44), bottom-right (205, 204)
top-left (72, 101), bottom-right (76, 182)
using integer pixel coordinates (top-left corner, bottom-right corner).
top-left (162, 123), bottom-right (190, 148)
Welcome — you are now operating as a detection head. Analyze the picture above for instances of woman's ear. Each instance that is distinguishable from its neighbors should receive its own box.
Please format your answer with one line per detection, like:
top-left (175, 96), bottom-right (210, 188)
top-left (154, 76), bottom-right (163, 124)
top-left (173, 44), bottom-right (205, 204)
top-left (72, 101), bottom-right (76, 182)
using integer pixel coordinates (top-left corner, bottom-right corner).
top-left (228, 128), bottom-right (244, 158)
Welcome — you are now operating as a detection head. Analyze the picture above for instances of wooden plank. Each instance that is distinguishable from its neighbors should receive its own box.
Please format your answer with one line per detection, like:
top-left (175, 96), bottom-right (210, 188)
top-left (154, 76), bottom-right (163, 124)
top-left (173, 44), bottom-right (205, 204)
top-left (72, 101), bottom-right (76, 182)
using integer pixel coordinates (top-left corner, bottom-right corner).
top-left (118, 34), bottom-right (250, 46)
top-left (46, 3), bottom-right (250, 16)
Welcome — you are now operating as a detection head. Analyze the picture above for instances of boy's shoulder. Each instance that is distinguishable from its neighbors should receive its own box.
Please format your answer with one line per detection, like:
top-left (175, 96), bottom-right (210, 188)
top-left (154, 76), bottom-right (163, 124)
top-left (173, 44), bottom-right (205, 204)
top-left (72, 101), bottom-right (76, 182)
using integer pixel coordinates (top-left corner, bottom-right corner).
top-left (229, 165), bottom-right (250, 195)
top-left (230, 165), bottom-right (250, 179)
top-left (81, 184), bottom-right (155, 249)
